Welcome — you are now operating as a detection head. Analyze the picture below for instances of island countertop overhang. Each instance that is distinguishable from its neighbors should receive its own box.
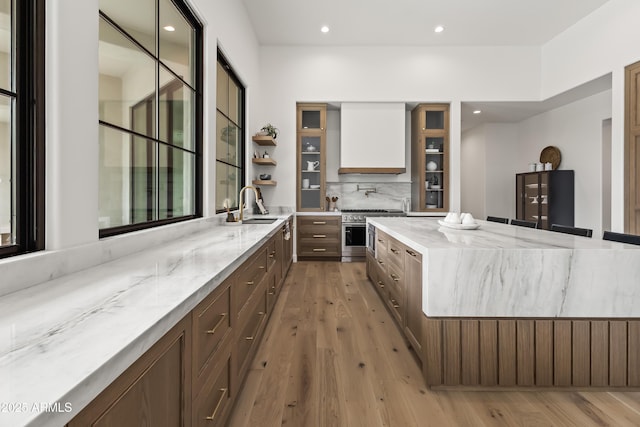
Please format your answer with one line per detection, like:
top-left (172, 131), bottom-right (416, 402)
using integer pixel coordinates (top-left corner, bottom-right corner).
top-left (367, 217), bottom-right (640, 318)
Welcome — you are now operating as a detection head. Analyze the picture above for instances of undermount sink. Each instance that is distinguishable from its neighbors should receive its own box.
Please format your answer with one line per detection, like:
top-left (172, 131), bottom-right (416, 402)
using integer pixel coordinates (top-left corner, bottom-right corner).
top-left (241, 218), bottom-right (279, 224)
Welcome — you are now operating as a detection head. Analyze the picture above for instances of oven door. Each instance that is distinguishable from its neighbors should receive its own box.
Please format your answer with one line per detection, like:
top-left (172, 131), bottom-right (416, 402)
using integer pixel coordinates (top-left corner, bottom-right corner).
top-left (342, 223), bottom-right (366, 262)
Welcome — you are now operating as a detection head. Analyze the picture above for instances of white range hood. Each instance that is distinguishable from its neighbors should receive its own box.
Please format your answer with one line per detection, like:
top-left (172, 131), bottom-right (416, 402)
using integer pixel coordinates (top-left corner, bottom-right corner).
top-left (339, 102), bottom-right (406, 174)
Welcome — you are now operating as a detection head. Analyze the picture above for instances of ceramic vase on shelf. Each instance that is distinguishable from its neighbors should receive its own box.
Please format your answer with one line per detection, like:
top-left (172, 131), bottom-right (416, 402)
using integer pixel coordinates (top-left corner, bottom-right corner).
top-left (426, 160), bottom-right (438, 171)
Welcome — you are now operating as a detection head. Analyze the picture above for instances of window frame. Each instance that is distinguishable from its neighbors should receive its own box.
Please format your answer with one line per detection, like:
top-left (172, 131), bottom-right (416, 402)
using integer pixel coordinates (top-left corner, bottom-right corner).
top-left (215, 50), bottom-right (246, 214)
top-left (0, 0), bottom-right (45, 259)
top-left (98, 0), bottom-right (203, 238)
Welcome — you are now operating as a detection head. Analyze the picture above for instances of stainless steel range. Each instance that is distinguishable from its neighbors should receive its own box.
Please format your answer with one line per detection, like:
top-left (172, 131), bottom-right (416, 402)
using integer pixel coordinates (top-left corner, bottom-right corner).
top-left (341, 209), bottom-right (405, 262)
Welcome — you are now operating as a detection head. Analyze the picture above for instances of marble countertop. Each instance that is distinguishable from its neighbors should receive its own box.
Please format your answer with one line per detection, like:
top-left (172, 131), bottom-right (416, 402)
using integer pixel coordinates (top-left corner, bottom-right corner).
top-left (0, 215), bottom-right (291, 427)
top-left (368, 217), bottom-right (640, 318)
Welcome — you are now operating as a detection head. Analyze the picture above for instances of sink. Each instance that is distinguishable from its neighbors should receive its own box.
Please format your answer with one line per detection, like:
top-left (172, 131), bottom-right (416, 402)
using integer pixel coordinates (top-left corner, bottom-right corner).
top-left (241, 218), bottom-right (279, 224)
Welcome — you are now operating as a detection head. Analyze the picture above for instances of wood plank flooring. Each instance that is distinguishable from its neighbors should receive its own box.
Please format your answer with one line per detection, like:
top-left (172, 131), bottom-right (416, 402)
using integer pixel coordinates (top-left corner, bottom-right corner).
top-left (227, 261), bottom-right (640, 427)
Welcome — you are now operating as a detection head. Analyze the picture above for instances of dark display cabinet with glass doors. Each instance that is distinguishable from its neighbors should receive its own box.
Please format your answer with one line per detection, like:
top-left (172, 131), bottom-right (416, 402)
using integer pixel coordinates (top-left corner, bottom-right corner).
top-left (515, 170), bottom-right (574, 230)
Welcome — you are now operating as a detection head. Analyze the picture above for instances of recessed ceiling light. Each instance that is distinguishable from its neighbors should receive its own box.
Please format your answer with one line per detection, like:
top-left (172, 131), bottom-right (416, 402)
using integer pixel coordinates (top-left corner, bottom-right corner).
top-left (321, 26), bottom-right (330, 33)
top-left (163, 25), bottom-right (176, 32)
top-left (434, 25), bottom-right (445, 33)
top-left (473, 110), bottom-right (482, 114)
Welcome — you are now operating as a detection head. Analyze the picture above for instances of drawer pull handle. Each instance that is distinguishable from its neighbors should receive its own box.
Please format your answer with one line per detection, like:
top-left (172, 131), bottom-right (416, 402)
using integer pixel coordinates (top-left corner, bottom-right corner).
top-left (258, 311), bottom-right (265, 316)
top-left (377, 281), bottom-right (385, 288)
top-left (377, 239), bottom-right (385, 244)
top-left (245, 336), bottom-right (255, 341)
top-left (206, 313), bottom-right (227, 335)
top-left (406, 249), bottom-right (417, 257)
top-left (313, 234), bottom-right (326, 238)
top-left (391, 300), bottom-right (400, 308)
top-left (390, 248), bottom-right (399, 254)
top-left (269, 254), bottom-right (275, 258)
top-left (313, 221), bottom-right (327, 225)
top-left (246, 281), bottom-right (255, 285)
top-left (205, 388), bottom-right (228, 421)
top-left (313, 248), bottom-right (326, 252)
top-left (259, 265), bottom-right (265, 269)
top-left (268, 291), bottom-right (275, 295)
top-left (390, 273), bottom-right (399, 282)
top-left (377, 260), bottom-right (384, 265)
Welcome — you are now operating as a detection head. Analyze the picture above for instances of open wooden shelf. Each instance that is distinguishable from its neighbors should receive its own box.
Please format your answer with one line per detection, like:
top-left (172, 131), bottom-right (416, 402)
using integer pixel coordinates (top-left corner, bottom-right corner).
top-left (252, 179), bottom-right (277, 186)
top-left (252, 135), bottom-right (277, 146)
top-left (252, 158), bottom-right (277, 166)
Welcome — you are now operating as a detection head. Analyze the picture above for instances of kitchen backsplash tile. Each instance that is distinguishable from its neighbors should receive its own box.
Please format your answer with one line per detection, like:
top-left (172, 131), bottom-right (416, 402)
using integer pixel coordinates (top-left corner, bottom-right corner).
top-left (326, 182), bottom-right (411, 211)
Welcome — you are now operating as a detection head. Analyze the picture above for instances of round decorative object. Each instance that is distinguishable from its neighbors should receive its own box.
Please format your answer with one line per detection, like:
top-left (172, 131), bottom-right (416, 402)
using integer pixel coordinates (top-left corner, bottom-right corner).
top-left (426, 160), bottom-right (438, 171)
top-left (540, 146), bottom-right (561, 170)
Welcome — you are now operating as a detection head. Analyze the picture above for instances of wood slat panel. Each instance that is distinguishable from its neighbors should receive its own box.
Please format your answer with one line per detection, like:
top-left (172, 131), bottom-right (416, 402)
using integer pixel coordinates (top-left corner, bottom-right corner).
top-left (479, 320), bottom-right (498, 386)
top-left (461, 320), bottom-right (479, 385)
top-left (517, 320), bottom-right (535, 386)
top-left (554, 321), bottom-right (572, 386)
top-left (498, 320), bottom-right (516, 386)
top-left (610, 321), bottom-right (628, 386)
top-left (535, 320), bottom-right (554, 386)
top-left (423, 317), bottom-right (442, 386)
top-left (628, 321), bottom-right (640, 386)
top-left (443, 320), bottom-right (461, 385)
top-left (590, 321), bottom-right (609, 386)
top-left (572, 321), bottom-right (591, 386)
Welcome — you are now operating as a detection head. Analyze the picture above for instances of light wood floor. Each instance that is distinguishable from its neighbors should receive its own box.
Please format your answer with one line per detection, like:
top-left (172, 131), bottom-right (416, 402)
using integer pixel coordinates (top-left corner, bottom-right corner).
top-left (227, 261), bottom-right (640, 427)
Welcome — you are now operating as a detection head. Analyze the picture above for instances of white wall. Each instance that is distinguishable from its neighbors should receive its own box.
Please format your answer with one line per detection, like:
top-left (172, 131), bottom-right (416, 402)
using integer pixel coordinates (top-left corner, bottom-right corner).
top-left (541, 0), bottom-right (640, 230)
top-left (257, 46), bottom-right (542, 209)
top-left (460, 125), bottom-right (486, 218)
top-left (462, 91), bottom-right (612, 235)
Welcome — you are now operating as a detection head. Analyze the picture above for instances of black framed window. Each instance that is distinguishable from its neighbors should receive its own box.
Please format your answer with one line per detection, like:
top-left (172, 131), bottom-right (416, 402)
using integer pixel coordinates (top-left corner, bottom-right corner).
top-left (215, 51), bottom-right (245, 213)
top-left (0, 0), bottom-right (45, 259)
top-left (98, 0), bottom-right (202, 237)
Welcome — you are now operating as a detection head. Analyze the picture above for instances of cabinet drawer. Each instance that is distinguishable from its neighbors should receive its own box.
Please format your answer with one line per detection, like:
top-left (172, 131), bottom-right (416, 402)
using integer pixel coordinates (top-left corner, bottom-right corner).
top-left (387, 282), bottom-right (403, 324)
top-left (267, 239), bottom-right (277, 272)
top-left (298, 239), bottom-right (341, 257)
top-left (193, 355), bottom-right (232, 427)
top-left (236, 290), bottom-right (267, 378)
top-left (297, 216), bottom-right (341, 229)
top-left (375, 230), bottom-right (390, 253)
top-left (386, 237), bottom-right (406, 271)
top-left (387, 263), bottom-right (404, 287)
top-left (236, 249), bottom-right (267, 313)
top-left (193, 282), bottom-right (231, 378)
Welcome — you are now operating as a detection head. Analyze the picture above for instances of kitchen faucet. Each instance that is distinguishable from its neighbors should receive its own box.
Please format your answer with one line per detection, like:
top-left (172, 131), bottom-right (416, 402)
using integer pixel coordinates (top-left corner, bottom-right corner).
top-left (238, 185), bottom-right (264, 222)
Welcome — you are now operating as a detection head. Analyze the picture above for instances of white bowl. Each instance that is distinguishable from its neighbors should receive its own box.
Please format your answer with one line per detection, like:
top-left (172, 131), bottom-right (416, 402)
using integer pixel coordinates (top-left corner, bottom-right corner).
top-left (309, 184), bottom-right (320, 189)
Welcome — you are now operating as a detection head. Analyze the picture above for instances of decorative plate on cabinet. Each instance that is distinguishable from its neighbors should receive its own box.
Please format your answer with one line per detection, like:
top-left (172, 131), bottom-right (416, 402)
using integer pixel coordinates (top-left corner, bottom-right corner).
top-left (540, 146), bottom-right (561, 170)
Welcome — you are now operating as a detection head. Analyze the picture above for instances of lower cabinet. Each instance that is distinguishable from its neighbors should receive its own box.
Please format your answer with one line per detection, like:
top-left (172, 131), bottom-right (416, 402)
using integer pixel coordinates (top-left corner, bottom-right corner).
top-left (297, 215), bottom-right (341, 260)
top-left (68, 224), bottom-right (293, 427)
top-left (67, 316), bottom-right (192, 427)
top-left (366, 227), bottom-right (423, 362)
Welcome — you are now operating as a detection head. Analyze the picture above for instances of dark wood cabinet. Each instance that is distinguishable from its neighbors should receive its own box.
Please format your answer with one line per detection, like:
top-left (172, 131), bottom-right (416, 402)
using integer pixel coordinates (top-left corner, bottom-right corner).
top-left (296, 215), bottom-right (341, 260)
top-left (68, 317), bottom-right (192, 427)
top-left (68, 224), bottom-right (294, 427)
top-left (515, 170), bottom-right (574, 230)
top-left (366, 228), bottom-right (423, 361)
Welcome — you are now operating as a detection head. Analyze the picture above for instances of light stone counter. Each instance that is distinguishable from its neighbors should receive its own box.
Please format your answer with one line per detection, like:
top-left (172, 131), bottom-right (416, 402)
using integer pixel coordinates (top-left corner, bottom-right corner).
top-left (368, 217), bottom-right (640, 318)
top-left (0, 215), bottom-right (291, 427)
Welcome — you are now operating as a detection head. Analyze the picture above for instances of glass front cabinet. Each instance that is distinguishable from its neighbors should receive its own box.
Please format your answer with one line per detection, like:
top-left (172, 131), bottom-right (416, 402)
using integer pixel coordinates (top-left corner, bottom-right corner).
top-left (411, 104), bottom-right (450, 212)
top-left (296, 103), bottom-right (326, 211)
top-left (515, 170), bottom-right (574, 230)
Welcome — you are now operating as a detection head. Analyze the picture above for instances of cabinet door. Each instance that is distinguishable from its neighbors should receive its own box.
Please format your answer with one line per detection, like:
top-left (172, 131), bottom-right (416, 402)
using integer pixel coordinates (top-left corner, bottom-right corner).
top-left (411, 104), bottom-right (450, 212)
top-left (517, 173), bottom-right (541, 225)
top-left (68, 317), bottom-right (191, 427)
top-left (297, 133), bottom-right (325, 211)
top-left (404, 248), bottom-right (423, 361)
top-left (297, 104), bottom-right (326, 131)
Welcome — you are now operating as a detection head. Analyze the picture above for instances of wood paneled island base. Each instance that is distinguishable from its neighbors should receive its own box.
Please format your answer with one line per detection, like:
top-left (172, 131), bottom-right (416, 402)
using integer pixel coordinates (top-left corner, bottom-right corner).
top-left (422, 316), bottom-right (640, 388)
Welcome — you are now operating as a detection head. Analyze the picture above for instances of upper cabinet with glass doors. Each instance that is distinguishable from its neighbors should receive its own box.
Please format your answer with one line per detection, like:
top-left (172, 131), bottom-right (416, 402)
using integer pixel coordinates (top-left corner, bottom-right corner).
top-left (297, 104), bottom-right (326, 211)
top-left (410, 104), bottom-right (450, 212)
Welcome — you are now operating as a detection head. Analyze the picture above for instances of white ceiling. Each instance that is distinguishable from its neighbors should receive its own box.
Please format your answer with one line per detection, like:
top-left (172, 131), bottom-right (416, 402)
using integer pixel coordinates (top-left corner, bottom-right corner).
top-left (241, 0), bottom-right (610, 47)
top-left (241, 0), bottom-right (613, 129)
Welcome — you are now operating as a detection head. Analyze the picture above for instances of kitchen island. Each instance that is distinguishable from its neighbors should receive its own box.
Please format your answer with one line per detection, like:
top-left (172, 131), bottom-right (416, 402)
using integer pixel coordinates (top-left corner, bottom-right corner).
top-left (367, 217), bottom-right (640, 388)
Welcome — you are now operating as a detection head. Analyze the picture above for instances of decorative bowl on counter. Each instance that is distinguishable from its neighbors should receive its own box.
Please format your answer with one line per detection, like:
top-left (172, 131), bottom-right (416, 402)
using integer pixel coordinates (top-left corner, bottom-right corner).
top-left (259, 174), bottom-right (271, 180)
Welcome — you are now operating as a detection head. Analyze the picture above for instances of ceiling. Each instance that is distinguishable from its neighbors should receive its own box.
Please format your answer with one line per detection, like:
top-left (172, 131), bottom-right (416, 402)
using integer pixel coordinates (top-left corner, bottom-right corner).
top-left (241, 0), bottom-right (610, 47)
top-left (241, 0), bottom-right (612, 130)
